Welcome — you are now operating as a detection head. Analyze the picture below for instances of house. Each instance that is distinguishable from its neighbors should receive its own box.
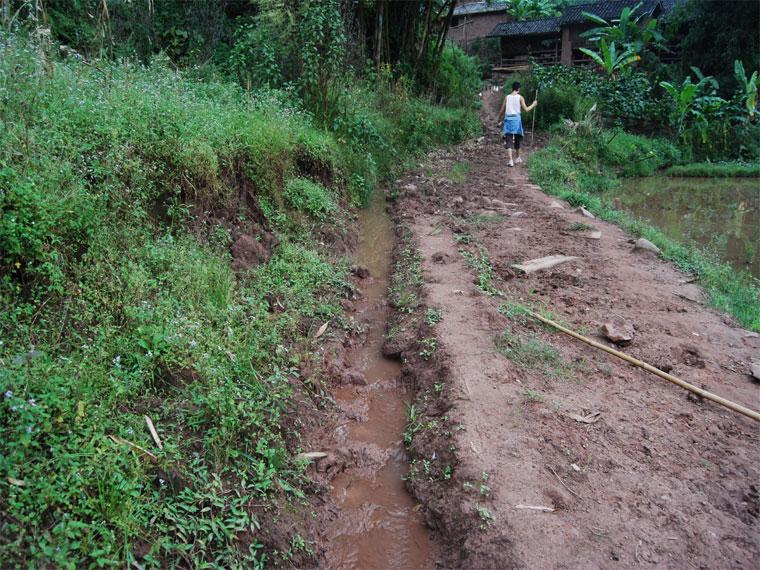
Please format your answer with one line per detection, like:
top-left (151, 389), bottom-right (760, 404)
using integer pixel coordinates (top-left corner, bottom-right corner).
top-left (448, 1), bottom-right (512, 48)
top-left (487, 0), bottom-right (675, 71)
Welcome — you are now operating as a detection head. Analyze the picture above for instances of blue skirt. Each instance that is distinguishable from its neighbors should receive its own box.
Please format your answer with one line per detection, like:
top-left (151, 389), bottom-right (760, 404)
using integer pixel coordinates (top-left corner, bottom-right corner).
top-left (503, 114), bottom-right (524, 137)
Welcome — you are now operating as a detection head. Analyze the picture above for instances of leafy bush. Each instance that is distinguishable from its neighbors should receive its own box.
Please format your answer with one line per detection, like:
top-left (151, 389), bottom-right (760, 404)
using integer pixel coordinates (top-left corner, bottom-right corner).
top-left (434, 44), bottom-right (482, 107)
top-left (285, 178), bottom-right (337, 220)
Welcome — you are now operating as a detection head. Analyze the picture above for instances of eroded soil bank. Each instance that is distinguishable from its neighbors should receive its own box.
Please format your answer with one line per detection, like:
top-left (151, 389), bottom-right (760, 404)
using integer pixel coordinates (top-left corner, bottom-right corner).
top-left (382, 93), bottom-right (760, 568)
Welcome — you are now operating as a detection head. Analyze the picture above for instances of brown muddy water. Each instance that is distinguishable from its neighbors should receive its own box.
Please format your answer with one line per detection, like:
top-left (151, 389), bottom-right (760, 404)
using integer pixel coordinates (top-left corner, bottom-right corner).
top-left (612, 177), bottom-right (760, 278)
top-left (324, 193), bottom-right (435, 569)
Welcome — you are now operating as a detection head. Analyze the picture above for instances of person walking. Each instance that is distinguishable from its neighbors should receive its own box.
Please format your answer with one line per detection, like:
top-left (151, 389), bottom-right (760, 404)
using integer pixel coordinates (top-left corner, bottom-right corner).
top-left (498, 81), bottom-right (537, 167)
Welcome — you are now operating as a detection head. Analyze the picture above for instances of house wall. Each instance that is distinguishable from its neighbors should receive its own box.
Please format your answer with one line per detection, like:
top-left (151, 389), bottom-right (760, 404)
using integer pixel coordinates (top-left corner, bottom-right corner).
top-left (500, 35), bottom-right (560, 58)
top-left (449, 12), bottom-right (511, 46)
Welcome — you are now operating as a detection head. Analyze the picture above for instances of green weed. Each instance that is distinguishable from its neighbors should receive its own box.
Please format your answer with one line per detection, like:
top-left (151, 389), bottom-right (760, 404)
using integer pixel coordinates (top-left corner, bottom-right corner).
top-left (445, 162), bottom-right (471, 183)
top-left (468, 212), bottom-right (506, 226)
top-left (460, 246), bottom-right (502, 297)
top-left (495, 326), bottom-right (576, 379)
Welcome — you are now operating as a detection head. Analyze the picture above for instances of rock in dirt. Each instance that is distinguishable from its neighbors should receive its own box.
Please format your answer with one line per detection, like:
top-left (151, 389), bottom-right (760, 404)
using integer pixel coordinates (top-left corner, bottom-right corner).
top-left (511, 255), bottom-right (579, 275)
top-left (402, 183), bottom-right (417, 192)
top-left (431, 252), bottom-right (448, 264)
top-left (634, 238), bottom-right (661, 256)
top-left (548, 200), bottom-right (565, 209)
top-left (510, 211), bottom-right (528, 218)
top-left (452, 196), bottom-right (465, 206)
top-left (744, 333), bottom-right (760, 349)
top-left (351, 264), bottom-right (371, 279)
top-left (750, 362), bottom-right (760, 382)
top-left (674, 284), bottom-right (707, 304)
top-left (574, 206), bottom-right (595, 218)
top-left (586, 231), bottom-right (602, 240)
top-left (602, 318), bottom-right (635, 345)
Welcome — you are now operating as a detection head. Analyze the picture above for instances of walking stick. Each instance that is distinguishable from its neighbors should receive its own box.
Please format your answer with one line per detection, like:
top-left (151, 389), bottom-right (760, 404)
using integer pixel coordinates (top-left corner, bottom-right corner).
top-left (531, 88), bottom-right (538, 145)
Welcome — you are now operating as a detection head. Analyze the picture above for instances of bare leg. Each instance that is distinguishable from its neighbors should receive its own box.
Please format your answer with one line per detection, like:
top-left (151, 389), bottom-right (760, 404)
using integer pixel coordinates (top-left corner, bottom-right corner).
top-left (507, 148), bottom-right (514, 166)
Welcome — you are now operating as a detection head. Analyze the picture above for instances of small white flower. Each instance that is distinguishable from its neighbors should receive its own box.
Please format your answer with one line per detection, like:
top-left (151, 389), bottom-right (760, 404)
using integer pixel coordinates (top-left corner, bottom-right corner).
top-left (25, 426), bottom-right (32, 433)
top-left (4, 390), bottom-right (12, 399)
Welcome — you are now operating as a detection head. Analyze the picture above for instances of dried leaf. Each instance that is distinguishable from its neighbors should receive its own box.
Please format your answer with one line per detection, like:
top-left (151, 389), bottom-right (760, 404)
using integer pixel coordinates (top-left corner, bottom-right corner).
top-left (144, 415), bottom-right (163, 450)
top-left (568, 411), bottom-right (601, 424)
top-left (7, 477), bottom-right (25, 487)
top-left (314, 322), bottom-right (329, 339)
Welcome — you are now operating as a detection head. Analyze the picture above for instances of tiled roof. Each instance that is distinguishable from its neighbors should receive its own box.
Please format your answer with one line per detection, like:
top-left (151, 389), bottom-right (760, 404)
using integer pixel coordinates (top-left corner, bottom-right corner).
top-left (453, 1), bottom-right (509, 17)
top-left (487, 17), bottom-right (562, 38)
top-left (560, 0), bottom-right (662, 24)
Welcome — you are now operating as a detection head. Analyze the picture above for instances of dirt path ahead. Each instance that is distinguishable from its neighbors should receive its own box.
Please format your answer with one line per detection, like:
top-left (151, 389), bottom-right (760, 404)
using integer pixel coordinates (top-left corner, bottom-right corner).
top-left (387, 93), bottom-right (760, 568)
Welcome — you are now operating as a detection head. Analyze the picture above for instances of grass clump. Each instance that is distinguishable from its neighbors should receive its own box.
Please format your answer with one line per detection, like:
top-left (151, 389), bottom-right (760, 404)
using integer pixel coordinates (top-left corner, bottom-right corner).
top-left (495, 326), bottom-right (575, 379)
top-left (445, 161), bottom-right (471, 183)
top-left (664, 162), bottom-right (760, 177)
top-left (460, 246), bottom-right (501, 297)
top-left (468, 212), bottom-right (506, 227)
top-left (285, 177), bottom-right (337, 221)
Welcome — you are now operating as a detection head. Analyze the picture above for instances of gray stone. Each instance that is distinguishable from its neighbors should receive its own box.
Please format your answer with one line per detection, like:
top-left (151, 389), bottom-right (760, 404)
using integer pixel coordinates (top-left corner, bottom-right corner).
top-left (602, 319), bottom-right (635, 345)
top-left (634, 238), bottom-right (661, 255)
top-left (751, 362), bottom-right (760, 382)
top-left (512, 255), bottom-right (579, 275)
top-left (675, 284), bottom-right (707, 304)
top-left (548, 200), bottom-right (565, 209)
top-left (574, 206), bottom-right (595, 218)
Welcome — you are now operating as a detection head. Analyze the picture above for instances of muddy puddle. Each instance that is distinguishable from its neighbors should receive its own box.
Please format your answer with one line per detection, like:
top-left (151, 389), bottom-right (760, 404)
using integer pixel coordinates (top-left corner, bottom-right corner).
top-left (324, 193), bottom-right (434, 569)
top-left (611, 176), bottom-right (760, 277)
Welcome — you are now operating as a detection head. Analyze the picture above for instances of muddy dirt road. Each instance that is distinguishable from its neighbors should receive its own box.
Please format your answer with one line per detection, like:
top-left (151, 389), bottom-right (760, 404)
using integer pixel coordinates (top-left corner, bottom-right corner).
top-left (381, 92), bottom-right (760, 568)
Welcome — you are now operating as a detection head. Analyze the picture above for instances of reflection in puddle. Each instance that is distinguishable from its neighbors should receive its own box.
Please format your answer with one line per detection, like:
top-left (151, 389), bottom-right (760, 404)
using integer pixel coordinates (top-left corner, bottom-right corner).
top-left (325, 193), bottom-right (434, 570)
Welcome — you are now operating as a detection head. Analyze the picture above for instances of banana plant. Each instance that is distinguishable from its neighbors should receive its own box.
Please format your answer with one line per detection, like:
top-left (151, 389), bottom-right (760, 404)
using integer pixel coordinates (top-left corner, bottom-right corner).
top-left (581, 2), bottom-right (665, 56)
top-left (579, 39), bottom-right (640, 76)
top-left (660, 68), bottom-right (720, 134)
top-left (734, 60), bottom-right (759, 119)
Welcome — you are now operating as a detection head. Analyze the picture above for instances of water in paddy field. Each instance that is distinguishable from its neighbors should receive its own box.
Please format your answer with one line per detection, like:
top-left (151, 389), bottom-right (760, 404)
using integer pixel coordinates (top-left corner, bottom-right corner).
top-left (611, 177), bottom-right (760, 278)
top-left (325, 192), bottom-right (435, 569)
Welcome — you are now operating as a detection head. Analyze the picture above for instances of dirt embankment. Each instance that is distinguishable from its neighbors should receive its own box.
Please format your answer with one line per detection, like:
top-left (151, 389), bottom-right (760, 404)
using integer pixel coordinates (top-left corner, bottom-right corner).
top-left (384, 92), bottom-right (760, 569)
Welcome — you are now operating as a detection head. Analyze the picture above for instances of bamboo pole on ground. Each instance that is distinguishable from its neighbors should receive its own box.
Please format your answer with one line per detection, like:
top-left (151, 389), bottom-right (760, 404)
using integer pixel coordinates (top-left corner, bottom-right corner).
top-left (528, 311), bottom-right (760, 422)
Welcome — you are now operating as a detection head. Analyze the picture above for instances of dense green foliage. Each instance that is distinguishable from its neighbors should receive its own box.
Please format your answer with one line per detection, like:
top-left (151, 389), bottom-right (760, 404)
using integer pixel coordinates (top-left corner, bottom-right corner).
top-left (0, 31), bottom-right (478, 567)
top-left (528, 125), bottom-right (760, 331)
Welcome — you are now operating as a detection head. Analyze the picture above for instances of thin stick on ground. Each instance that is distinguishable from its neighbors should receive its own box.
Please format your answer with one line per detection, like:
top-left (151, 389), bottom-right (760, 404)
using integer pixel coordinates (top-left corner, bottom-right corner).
top-left (528, 310), bottom-right (760, 422)
top-left (547, 465), bottom-right (581, 499)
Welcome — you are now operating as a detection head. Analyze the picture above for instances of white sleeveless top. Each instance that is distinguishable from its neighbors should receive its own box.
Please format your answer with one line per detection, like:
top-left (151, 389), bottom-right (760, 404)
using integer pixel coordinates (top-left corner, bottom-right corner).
top-left (505, 93), bottom-right (521, 115)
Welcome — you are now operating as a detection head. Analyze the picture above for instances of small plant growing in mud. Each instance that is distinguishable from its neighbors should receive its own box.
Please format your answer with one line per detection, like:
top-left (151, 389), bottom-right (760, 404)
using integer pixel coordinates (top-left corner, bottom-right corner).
top-left (389, 245), bottom-right (424, 313)
top-left (496, 326), bottom-right (576, 379)
top-left (454, 233), bottom-right (473, 244)
top-left (443, 465), bottom-right (453, 480)
top-left (434, 382), bottom-right (444, 395)
top-left (460, 246), bottom-right (502, 297)
top-left (425, 307), bottom-right (443, 326)
top-left (419, 337), bottom-right (438, 360)
top-left (446, 161), bottom-right (471, 184)
top-left (475, 505), bottom-right (494, 528)
top-left (463, 481), bottom-right (475, 492)
top-left (468, 212), bottom-right (505, 227)
top-left (569, 221), bottom-right (595, 231)
top-left (404, 404), bottom-right (423, 445)
top-left (522, 389), bottom-right (545, 403)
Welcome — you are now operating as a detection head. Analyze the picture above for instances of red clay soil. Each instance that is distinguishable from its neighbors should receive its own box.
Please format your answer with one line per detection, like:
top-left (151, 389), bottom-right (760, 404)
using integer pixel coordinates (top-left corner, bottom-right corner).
top-left (386, 92), bottom-right (760, 569)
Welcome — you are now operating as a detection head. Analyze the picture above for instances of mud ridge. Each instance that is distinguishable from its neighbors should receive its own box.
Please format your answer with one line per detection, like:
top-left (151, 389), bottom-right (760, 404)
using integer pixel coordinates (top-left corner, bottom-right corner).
top-left (380, 91), bottom-right (760, 569)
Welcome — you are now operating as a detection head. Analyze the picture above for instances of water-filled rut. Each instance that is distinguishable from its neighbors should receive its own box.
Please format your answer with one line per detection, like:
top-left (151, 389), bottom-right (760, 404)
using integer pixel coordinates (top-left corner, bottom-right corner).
top-left (324, 193), bottom-right (435, 569)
